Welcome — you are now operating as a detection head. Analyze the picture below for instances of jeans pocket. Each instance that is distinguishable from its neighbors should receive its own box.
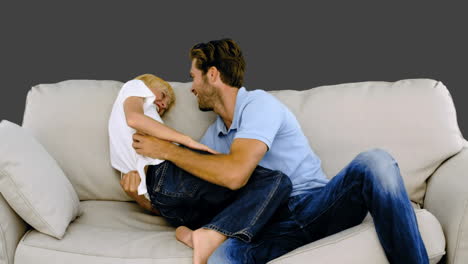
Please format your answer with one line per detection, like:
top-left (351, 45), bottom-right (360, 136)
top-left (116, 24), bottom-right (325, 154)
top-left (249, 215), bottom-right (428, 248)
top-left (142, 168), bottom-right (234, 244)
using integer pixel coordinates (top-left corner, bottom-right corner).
top-left (153, 161), bottom-right (201, 199)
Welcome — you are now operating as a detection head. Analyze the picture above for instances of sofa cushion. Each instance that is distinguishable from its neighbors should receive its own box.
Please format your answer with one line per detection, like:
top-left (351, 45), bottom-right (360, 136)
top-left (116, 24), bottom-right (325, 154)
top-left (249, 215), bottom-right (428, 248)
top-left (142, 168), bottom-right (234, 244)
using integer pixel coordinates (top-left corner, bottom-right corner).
top-left (0, 120), bottom-right (81, 239)
top-left (0, 193), bottom-right (28, 264)
top-left (268, 209), bottom-right (445, 264)
top-left (270, 79), bottom-right (465, 204)
top-left (21, 80), bottom-right (216, 201)
top-left (13, 201), bottom-right (444, 264)
top-left (161, 82), bottom-right (217, 140)
top-left (14, 201), bottom-right (193, 264)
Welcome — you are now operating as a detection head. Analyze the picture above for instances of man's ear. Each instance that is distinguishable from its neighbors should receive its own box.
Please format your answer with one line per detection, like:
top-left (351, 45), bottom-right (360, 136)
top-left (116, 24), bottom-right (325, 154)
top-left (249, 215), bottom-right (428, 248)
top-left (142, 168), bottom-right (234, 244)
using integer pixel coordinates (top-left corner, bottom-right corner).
top-left (207, 66), bottom-right (220, 83)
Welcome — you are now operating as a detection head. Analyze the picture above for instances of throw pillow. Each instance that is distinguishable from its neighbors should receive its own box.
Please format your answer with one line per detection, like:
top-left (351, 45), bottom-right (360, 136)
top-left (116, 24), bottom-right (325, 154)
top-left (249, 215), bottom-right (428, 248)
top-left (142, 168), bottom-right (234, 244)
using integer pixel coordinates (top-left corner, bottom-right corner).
top-left (0, 120), bottom-right (81, 239)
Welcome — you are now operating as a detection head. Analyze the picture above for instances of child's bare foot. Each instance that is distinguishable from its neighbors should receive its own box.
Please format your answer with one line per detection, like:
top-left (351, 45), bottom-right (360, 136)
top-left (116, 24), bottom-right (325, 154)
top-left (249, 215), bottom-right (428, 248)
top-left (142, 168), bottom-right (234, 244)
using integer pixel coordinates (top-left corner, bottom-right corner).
top-left (175, 226), bottom-right (194, 248)
top-left (192, 228), bottom-right (227, 264)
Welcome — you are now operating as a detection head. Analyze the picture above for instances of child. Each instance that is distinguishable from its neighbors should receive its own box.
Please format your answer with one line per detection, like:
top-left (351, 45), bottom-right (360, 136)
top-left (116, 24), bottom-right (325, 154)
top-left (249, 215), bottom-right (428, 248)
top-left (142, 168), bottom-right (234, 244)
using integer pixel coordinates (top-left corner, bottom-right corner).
top-left (108, 74), bottom-right (217, 201)
top-left (108, 74), bottom-right (292, 264)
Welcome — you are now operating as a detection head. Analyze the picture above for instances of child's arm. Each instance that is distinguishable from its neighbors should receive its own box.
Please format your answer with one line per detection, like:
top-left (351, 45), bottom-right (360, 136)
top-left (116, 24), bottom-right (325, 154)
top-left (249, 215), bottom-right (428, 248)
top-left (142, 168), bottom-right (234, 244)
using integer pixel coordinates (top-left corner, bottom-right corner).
top-left (124, 96), bottom-right (219, 154)
top-left (124, 96), bottom-right (190, 143)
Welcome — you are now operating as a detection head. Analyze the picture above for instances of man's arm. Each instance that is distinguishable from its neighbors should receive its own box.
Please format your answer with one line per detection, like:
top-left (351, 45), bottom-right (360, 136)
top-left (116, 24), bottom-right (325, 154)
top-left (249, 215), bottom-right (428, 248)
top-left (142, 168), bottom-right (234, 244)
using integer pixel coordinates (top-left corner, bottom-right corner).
top-left (132, 134), bottom-right (267, 190)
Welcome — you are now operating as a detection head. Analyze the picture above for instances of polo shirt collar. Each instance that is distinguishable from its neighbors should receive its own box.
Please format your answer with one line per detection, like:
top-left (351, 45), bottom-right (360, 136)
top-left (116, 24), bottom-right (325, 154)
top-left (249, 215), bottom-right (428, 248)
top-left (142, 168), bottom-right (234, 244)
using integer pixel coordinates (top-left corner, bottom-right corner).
top-left (216, 87), bottom-right (247, 136)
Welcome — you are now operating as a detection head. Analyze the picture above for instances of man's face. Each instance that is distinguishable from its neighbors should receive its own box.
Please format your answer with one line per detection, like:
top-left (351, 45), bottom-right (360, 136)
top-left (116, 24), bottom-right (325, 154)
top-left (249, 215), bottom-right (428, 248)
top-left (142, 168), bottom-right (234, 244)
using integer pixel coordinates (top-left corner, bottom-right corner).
top-left (190, 59), bottom-right (215, 111)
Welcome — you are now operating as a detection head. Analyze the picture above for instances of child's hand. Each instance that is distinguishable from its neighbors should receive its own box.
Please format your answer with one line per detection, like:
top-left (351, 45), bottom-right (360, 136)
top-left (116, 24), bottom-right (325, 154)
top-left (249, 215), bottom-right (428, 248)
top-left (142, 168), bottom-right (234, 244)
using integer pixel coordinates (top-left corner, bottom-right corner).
top-left (185, 139), bottom-right (220, 154)
top-left (120, 170), bottom-right (141, 200)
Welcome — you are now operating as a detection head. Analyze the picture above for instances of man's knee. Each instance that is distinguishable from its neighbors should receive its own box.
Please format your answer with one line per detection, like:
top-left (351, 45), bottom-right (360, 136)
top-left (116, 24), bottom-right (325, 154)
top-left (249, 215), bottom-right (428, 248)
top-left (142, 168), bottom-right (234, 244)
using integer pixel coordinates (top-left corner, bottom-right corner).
top-left (356, 148), bottom-right (395, 163)
top-left (354, 148), bottom-right (403, 192)
top-left (355, 148), bottom-right (397, 171)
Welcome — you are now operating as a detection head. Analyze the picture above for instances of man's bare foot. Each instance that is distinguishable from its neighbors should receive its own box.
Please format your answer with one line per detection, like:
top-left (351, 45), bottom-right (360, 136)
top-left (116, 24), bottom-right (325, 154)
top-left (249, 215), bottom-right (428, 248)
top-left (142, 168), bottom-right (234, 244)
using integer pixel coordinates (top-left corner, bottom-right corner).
top-left (192, 228), bottom-right (227, 264)
top-left (175, 226), bottom-right (194, 248)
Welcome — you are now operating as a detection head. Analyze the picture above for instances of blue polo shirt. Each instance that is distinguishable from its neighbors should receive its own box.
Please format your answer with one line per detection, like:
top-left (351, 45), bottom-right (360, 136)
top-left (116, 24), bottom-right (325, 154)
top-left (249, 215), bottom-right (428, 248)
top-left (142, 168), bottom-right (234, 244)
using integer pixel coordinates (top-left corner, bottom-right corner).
top-left (200, 87), bottom-right (329, 197)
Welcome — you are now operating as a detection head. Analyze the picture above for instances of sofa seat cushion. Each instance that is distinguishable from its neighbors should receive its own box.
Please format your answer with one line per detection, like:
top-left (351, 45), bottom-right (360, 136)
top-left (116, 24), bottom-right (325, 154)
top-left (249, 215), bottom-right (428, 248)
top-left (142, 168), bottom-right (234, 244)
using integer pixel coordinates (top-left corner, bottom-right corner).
top-left (14, 201), bottom-right (192, 264)
top-left (14, 201), bottom-right (444, 264)
top-left (268, 209), bottom-right (445, 264)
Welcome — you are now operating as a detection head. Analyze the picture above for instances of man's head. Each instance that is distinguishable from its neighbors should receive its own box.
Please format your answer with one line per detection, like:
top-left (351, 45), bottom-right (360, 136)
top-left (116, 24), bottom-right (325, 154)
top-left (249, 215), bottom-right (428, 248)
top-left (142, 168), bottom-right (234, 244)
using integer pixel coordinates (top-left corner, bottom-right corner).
top-left (133, 73), bottom-right (175, 116)
top-left (189, 38), bottom-right (245, 111)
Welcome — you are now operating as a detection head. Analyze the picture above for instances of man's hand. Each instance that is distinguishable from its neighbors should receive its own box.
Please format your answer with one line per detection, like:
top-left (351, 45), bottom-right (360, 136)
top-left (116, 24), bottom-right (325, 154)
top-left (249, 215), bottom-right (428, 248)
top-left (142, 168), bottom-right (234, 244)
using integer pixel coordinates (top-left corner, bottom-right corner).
top-left (120, 170), bottom-right (141, 200)
top-left (132, 132), bottom-right (174, 159)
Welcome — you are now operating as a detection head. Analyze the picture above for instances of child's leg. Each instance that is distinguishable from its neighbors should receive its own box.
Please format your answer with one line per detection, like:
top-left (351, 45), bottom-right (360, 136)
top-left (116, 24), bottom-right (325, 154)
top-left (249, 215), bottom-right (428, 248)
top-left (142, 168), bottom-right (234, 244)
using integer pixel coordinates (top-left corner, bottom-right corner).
top-left (175, 166), bottom-right (292, 263)
top-left (200, 166), bottom-right (292, 242)
top-left (147, 149), bottom-right (292, 263)
top-left (146, 160), bottom-right (235, 228)
top-left (147, 158), bottom-right (234, 264)
top-left (147, 145), bottom-right (238, 227)
top-left (175, 226), bottom-right (194, 248)
top-left (174, 145), bottom-right (293, 240)
top-left (176, 226), bottom-right (227, 264)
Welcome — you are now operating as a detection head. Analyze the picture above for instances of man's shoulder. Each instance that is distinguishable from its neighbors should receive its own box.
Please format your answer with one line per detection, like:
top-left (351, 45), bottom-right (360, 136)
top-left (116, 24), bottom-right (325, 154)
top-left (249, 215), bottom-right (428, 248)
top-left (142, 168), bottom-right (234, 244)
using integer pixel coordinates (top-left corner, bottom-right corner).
top-left (244, 88), bottom-right (281, 105)
top-left (245, 88), bottom-right (270, 97)
top-left (242, 89), bottom-right (287, 114)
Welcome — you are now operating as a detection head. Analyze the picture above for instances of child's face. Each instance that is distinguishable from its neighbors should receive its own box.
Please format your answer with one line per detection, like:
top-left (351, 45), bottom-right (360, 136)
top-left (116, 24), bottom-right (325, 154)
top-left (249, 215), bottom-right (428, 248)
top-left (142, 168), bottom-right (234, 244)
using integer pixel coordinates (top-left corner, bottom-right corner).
top-left (152, 86), bottom-right (171, 116)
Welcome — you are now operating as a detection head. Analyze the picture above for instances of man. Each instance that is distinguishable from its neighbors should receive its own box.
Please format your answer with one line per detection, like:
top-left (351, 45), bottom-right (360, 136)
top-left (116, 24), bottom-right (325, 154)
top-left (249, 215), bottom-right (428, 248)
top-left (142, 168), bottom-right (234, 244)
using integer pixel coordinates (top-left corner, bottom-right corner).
top-left (131, 38), bottom-right (429, 263)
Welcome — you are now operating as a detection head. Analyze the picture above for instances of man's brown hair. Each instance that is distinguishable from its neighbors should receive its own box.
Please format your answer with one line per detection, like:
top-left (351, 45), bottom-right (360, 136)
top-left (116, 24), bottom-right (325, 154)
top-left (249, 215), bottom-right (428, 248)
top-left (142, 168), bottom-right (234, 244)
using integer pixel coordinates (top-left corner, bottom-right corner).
top-left (190, 38), bottom-right (245, 88)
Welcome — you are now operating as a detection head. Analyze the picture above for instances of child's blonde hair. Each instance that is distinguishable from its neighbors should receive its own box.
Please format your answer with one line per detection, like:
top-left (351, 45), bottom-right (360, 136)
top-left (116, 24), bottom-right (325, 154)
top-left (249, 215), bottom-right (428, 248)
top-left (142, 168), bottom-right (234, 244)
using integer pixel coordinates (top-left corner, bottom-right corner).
top-left (133, 73), bottom-right (176, 115)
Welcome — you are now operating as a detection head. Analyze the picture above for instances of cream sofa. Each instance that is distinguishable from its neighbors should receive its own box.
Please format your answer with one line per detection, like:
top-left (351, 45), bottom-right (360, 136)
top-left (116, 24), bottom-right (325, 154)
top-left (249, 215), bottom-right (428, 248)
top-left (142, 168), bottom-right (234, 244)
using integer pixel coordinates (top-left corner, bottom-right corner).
top-left (1, 78), bottom-right (467, 264)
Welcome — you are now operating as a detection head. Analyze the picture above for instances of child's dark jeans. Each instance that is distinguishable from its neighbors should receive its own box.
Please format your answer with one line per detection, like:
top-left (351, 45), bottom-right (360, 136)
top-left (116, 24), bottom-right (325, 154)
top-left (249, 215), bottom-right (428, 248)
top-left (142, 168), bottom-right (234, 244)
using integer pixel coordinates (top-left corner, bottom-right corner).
top-left (145, 145), bottom-right (292, 242)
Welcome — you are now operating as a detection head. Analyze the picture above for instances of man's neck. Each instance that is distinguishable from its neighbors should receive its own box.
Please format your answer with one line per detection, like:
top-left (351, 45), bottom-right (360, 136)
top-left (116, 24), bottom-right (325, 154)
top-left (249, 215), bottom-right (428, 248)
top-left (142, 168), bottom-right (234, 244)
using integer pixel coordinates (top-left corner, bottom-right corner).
top-left (212, 86), bottom-right (239, 131)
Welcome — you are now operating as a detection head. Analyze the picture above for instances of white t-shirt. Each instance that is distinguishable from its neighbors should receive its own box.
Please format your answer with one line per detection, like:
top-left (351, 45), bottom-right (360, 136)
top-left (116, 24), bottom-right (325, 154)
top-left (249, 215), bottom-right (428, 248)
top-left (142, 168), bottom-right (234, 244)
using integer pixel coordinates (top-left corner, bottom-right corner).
top-left (108, 79), bottom-right (165, 201)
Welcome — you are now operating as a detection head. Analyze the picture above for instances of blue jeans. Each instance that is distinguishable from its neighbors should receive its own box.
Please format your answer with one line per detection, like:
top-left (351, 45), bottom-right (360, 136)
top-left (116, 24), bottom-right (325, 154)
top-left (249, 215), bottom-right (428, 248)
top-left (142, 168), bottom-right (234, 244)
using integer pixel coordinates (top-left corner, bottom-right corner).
top-left (208, 148), bottom-right (429, 264)
top-left (146, 145), bottom-right (292, 242)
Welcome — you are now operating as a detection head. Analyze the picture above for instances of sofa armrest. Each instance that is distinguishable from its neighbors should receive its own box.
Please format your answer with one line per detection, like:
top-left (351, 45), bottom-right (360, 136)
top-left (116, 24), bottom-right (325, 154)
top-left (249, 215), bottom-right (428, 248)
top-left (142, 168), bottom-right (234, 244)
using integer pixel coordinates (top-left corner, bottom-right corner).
top-left (0, 193), bottom-right (29, 264)
top-left (424, 147), bottom-right (468, 264)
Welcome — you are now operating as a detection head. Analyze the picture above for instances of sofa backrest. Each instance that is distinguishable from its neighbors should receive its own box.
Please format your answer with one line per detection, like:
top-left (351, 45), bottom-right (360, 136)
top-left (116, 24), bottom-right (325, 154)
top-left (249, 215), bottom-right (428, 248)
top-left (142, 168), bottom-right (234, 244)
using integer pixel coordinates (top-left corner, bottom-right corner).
top-left (21, 80), bottom-right (215, 201)
top-left (270, 79), bottom-right (464, 204)
top-left (21, 79), bottom-right (465, 204)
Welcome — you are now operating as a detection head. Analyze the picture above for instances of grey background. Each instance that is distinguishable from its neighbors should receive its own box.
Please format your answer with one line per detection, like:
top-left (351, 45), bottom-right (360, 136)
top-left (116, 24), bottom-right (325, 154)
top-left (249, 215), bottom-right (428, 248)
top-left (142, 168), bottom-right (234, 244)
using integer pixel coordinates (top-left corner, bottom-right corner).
top-left (1, 2), bottom-right (467, 136)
